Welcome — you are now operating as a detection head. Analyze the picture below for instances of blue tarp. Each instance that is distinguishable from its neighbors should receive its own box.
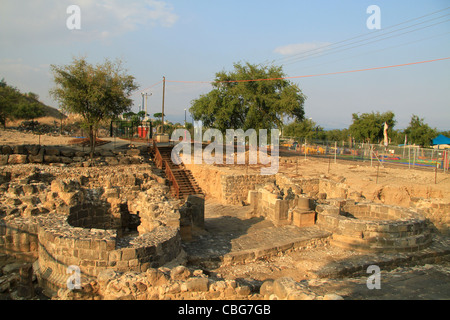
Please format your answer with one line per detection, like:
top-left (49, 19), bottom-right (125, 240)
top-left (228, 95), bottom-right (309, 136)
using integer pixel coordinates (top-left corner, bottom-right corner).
top-left (432, 134), bottom-right (450, 145)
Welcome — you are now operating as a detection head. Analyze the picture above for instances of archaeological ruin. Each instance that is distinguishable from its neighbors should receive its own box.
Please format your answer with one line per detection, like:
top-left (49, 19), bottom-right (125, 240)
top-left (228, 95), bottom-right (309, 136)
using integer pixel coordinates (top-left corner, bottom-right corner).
top-left (0, 142), bottom-right (449, 300)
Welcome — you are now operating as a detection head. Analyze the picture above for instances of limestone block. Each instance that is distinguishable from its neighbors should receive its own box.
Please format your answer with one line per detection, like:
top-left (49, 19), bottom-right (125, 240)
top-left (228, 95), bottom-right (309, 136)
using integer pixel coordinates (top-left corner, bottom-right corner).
top-left (272, 277), bottom-right (299, 300)
top-left (182, 277), bottom-right (209, 292)
top-left (28, 153), bottom-right (44, 163)
top-left (44, 155), bottom-right (60, 163)
top-left (0, 154), bottom-right (9, 165)
top-left (7, 154), bottom-right (28, 164)
top-left (293, 209), bottom-right (316, 228)
top-left (170, 265), bottom-right (191, 281)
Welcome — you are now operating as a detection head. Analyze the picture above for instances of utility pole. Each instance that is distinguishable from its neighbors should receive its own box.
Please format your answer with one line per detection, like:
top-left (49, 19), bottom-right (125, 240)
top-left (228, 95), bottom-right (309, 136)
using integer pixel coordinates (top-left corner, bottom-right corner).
top-left (145, 93), bottom-right (152, 119)
top-left (161, 76), bottom-right (165, 134)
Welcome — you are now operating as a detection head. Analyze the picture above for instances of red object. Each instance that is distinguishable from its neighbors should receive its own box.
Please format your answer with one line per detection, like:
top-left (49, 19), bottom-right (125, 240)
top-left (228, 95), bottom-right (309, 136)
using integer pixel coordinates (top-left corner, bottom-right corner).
top-left (138, 126), bottom-right (149, 138)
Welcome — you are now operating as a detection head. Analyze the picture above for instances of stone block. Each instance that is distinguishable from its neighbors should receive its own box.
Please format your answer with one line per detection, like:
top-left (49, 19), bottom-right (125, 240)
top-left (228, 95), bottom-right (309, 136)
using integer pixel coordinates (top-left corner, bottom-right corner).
top-left (183, 277), bottom-right (209, 292)
top-left (1, 145), bottom-right (12, 154)
top-left (8, 154), bottom-right (28, 164)
top-left (121, 248), bottom-right (136, 261)
top-left (187, 195), bottom-right (205, 230)
top-left (60, 156), bottom-right (73, 164)
top-left (293, 210), bottom-right (316, 228)
top-left (272, 277), bottom-right (300, 300)
top-left (12, 145), bottom-right (26, 154)
top-left (26, 145), bottom-right (41, 156)
top-left (0, 154), bottom-right (8, 165)
top-left (170, 265), bottom-right (191, 281)
top-left (44, 148), bottom-right (60, 156)
top-left (44, 155), bottom-right (60, 163)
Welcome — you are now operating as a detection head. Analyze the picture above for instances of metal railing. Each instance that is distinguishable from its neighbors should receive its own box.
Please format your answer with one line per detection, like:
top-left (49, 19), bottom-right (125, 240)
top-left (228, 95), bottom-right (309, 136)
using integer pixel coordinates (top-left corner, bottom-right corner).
top-left (165, 160), bottom-right (180, 199)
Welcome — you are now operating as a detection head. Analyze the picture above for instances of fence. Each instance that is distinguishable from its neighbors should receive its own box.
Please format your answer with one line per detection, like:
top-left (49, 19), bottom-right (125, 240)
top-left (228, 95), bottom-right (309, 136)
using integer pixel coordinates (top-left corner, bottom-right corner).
top-left (281, 138), bottom-right (450, 173)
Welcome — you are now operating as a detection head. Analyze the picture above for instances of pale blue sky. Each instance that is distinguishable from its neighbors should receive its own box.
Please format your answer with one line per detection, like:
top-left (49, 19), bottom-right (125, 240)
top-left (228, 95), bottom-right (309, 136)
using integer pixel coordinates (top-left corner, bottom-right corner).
top-left (1, 0), bottom-right (449, 130)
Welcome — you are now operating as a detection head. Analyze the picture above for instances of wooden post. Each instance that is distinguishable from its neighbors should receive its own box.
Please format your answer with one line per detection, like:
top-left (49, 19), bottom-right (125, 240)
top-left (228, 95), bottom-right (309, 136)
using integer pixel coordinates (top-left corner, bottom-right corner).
top-left (435, 162), bottom-right (438, 184)
top-left (376, 162), bottom-right (380, 184)
top-left (328, 156), bottom-right (331, 173)
top-left (334, 141), bottom-right (337, 164)
top-left (304, 138), bottom-right (307, 161)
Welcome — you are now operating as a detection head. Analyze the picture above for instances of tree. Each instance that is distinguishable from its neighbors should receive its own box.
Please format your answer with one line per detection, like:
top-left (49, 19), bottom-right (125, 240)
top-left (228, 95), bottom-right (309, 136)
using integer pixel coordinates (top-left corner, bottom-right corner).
top-left (0, 79), bottom-right (19, 127)
top-left (13, 100), bottom-right (44, 120)
top-left (190, 62), bottom-right (306, 133)
top-left (284, 118), bottom-right (324, 140)
top-left (349, 111), bottom-right (396, 144)
top-left (50, 57), bottom-right (138, 157)
top-left (403, 115), bottom-right (437, 147)
top-left (153, 112), bottom-right (165, 120)
top-left (325, 128), bottom-right (349, 143)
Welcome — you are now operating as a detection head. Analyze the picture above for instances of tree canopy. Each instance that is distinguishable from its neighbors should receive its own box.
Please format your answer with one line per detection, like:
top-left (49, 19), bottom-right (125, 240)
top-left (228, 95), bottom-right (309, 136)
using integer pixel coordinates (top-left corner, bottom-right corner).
top-left (50, 57), bottom-right (138, 156)
top-left (283, 118), bottom-right (325, 140)
top-left (349, 111), bottom-right (396, 144)
top-left (403, 114), bottom-right (437, 147)
top-left (190, 62), bottom-right (306, 133)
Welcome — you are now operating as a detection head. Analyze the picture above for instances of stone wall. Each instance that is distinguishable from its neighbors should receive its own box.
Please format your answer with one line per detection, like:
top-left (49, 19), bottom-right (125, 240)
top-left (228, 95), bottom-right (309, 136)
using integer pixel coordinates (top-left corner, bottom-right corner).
top-left (0, 216), bottom-right (40, 261)
top-left (410, 198), bottom-right (450, 235)
top-left (221, 174), bottom-right (275, 205)
top-left (316, 200), bottom-right (432, 252)
top-left (55, 265), bottom-right (260, 300)
top-left (35, 213), bottom-right (182, 295)
top-left (0, 144), bottom-right (149, 166)
top-left (184, 164), bottom-right (274, 205)
top-left (0, 159), bottom-right (188, 297)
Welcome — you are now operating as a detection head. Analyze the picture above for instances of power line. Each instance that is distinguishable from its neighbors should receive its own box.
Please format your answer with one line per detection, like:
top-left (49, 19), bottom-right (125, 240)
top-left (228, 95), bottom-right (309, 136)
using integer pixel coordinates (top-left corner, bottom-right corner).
top-left (132, 80), bottom-right (162, 96)
top-left (295, 31), bottom-right (450, 73)
top-left (283, 17), bottom-right (450, 66)
top-left (164, 57), bottom-right (450, 84)
top-left (268, 7), bottom-right (450, 66)
top-left (280, 14), bottom-right (450, 66)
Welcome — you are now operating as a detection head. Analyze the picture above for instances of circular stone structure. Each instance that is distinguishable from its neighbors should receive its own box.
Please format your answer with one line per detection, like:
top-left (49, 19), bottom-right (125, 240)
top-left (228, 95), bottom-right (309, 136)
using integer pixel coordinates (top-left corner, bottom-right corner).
top-left (35, 212), bottom-right (182, 293)
top-left (315, 200), bottom-right (432, 252)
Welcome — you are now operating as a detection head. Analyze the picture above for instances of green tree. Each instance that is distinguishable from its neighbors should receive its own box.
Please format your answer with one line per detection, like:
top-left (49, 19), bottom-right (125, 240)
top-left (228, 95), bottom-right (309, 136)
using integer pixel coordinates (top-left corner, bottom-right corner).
top-left (349, 111), bottom-right (396, 144)
top-left (50, 57), bottom-right (138, 157)
top-left (284, 118), bottom-right (323, 140)
top-left (13, 101), bottom-right (44, 120)
top-left (403, 115), bottom-right (437, 147)
top-left (0, 79), bottom-right (19, 127)
top-left (190, 62), bottom-right (306, 133)
top-left (325, 128), bottom-right (349, 143)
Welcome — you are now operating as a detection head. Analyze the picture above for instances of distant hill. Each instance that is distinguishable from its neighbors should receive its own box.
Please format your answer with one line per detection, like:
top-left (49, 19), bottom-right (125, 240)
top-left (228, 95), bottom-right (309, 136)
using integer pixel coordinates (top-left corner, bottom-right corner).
top-left (39, 103), bottom-right (67, 120)
top-left (1, 78), bottom-right (68, 126)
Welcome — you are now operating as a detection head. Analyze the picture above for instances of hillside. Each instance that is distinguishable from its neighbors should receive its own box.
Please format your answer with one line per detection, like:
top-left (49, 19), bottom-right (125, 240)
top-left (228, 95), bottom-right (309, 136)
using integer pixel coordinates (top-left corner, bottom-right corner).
top-left (1, 78), bottom-right (68, 127)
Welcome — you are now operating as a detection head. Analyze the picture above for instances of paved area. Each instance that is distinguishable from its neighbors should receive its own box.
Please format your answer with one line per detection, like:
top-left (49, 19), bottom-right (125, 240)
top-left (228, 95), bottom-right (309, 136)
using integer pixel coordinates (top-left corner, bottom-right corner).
top-left (182, 202), bottom-right (331, 266)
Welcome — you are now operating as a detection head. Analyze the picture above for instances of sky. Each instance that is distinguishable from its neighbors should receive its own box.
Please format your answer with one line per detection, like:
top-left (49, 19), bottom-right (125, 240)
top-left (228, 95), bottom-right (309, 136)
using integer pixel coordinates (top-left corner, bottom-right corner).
top-left (1, 0), bottom-right (449, 131)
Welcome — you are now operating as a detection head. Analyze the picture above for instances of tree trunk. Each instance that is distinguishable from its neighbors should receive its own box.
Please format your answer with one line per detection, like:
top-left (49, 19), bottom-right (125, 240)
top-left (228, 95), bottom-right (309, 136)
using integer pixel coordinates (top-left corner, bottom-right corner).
top-left (89, 125), bottom-right (96, 159)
